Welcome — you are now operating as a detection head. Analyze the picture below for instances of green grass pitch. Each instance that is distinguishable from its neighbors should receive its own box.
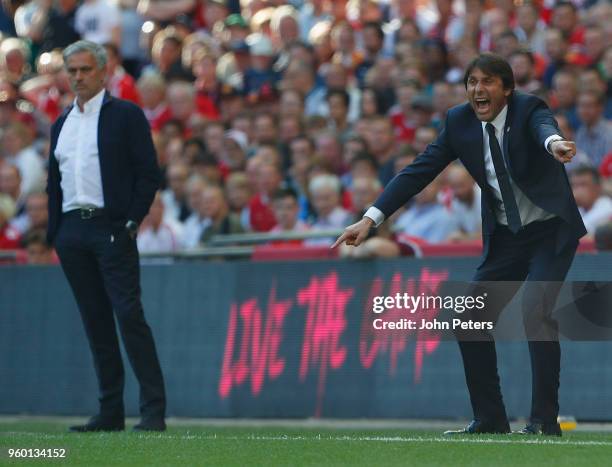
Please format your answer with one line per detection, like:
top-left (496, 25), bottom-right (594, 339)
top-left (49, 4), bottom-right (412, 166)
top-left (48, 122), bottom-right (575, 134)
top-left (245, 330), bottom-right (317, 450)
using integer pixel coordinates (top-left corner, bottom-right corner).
top-left (1, 420), bottom-right (611, 466)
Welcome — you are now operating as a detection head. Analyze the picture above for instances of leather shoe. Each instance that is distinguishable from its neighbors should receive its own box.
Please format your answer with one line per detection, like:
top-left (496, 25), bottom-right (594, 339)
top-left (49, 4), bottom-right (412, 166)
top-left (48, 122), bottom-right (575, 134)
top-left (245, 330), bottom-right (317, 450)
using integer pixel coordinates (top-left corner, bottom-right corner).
top-left (444, 419), bottom-right (510, 435)
top-left (69, 415), bottom-right (124, 433)
top-left (133, 417), bottom-right (166, 432)
top-left (514, 422), bottom-right (562, 436)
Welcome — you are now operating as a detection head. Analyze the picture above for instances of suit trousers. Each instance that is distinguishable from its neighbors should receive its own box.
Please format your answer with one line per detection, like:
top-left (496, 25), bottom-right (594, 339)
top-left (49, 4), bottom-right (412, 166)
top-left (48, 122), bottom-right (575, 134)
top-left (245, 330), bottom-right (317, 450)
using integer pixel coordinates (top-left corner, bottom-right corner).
top-left (456, 216), bottom-right (577, 424)
top-left (54, 210), bottom-right (166, 419)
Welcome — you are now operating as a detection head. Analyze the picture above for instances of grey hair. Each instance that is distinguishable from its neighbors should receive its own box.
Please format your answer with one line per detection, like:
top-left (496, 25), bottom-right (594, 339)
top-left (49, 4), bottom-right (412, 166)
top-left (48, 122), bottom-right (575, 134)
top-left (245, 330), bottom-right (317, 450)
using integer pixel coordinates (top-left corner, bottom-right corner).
top-left (309, 174), bottom-right (341, 195)
top-left (62, 40), bottom-right (108, 69)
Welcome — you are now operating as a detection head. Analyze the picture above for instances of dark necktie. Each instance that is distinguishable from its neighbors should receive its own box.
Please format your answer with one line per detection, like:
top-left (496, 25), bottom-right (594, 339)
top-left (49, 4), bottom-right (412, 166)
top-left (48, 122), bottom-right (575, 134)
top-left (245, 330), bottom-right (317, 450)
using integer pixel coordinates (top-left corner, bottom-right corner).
top-left (485, 123), bottom-right (522, 233)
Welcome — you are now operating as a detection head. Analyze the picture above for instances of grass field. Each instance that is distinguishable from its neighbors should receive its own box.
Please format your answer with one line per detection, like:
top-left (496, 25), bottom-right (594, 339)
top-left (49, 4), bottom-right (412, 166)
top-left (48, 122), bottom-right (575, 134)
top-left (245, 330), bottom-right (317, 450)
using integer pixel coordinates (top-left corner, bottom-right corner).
top-left (1, 419), bottom-right (611, 466)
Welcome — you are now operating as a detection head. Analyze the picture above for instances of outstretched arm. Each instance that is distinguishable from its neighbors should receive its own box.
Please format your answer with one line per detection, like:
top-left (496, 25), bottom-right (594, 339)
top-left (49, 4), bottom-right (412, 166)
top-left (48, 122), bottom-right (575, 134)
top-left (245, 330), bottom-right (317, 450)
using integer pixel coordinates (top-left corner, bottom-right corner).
top-left (528, 99), bottom-right (576, 164)
top-left (333, 121), bottom-right (456, 248)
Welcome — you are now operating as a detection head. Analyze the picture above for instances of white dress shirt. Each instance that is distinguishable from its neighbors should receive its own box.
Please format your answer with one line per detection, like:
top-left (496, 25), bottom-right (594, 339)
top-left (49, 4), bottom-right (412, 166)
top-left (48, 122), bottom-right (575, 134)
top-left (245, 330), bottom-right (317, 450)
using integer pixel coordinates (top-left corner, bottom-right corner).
top-left (55, 89), bottom-right (106, 213)
top-left (365, 106), bottom-right (561, 228)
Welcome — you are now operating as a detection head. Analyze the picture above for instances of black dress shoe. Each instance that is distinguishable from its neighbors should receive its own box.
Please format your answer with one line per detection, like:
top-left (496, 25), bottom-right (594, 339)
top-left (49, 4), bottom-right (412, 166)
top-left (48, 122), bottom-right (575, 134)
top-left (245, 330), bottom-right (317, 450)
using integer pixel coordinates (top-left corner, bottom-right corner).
top-left (69, 415), bottom-right (125, 433)
top-left (514, 422), bottom-right (562, 437)
top-left (133, 418), bottom-right (166, 432)
top-left (444, 419), bottom-right (510, 435)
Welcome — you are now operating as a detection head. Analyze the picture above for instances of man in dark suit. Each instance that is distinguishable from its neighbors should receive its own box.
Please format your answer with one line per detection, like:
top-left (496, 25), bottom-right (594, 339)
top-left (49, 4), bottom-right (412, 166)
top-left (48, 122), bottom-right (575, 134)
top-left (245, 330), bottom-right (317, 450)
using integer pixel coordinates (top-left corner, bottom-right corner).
top-left (333, 53), bottom-right (586, 436)
top-left (47, 40), bottom-right (166, 432)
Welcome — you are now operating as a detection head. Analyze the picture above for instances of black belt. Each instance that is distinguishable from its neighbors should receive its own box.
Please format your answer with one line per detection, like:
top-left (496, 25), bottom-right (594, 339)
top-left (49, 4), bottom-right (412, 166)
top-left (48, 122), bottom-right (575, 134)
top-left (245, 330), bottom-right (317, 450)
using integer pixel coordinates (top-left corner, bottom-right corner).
top-left (65, 207), bottom-right (106, 220)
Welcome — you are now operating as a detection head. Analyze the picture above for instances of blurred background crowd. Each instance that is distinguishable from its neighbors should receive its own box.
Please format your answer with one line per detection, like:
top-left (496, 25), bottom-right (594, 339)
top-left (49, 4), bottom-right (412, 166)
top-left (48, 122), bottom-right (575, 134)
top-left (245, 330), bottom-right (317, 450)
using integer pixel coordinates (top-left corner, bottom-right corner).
top-left (0, 0), bottom-right (611, 264)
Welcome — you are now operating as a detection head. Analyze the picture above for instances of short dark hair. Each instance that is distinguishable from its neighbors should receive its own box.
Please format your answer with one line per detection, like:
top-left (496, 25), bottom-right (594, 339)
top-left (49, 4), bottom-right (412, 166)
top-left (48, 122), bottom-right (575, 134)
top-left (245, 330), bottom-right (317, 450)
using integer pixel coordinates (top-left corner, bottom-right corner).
top-left (326, 88), bottom-right (350, 108)
top-left (463, 53), bottom-right (515, 91)
top-left (509, 48), bottom-right (535, 66)
top-left (554, 1), bottom-right (577, 13)
top-left (272, 186), bottom-right (298, 202)
top-left (363, 21), bottom-right (384, 41)
top-left (570, 165), bottom-right (600, 184)
top-left (350, 152), bottom-right (379, 171)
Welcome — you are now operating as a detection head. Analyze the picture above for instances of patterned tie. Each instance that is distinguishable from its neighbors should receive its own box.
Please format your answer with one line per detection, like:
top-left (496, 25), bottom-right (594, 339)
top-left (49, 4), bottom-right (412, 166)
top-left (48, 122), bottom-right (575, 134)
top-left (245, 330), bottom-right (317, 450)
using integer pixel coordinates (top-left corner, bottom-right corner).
top-left (485, 123), bottom-right (522, 233)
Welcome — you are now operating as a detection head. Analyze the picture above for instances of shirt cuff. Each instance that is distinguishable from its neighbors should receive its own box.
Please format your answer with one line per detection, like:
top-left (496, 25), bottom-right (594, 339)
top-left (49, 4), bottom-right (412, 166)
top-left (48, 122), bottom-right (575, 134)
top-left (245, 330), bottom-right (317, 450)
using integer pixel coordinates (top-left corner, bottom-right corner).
top-left (544, 134), bottom-right (564, 154)
top-left (364, 206), bottom-right (385, 227)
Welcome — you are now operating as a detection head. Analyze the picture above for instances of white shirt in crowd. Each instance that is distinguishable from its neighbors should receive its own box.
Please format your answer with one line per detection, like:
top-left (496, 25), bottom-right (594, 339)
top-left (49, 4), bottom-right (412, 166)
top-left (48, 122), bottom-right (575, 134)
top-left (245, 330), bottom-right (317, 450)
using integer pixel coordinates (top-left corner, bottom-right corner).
top-left (75, 0), bottom-right (121, 45)
top-left (365, 106), bottom-right (562, 228)
top-left (580, 196), bottom-right (612, 235)
top-left (54, 88), bottom-right (106, 213)
top-left (137, 220), bottom-right (183, 253)
top-left (5, 145), bottom-right (45, 196)
top-left (450, 184), bottom-right (482, 235)
top-left (181, 214), bottom-right (211, 249)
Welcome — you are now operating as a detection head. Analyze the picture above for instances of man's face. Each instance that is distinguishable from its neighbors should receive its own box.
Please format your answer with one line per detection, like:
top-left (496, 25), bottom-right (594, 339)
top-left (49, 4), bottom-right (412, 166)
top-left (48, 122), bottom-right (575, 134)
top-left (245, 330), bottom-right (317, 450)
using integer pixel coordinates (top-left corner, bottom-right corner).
top-left (202, 188), bottom-right (224, 219)
top-left (366, 120), bottom-right (394, 157)
top-left (65, 51), bottom-right (106, 104)
top-left (351, 178), bottom-right (378, 212)
top-left (571, 173), bottom-right (599, 209)
top-left (466, 67), bottom-right (511, 122)
top-left (545, 30), bottom-right (566, 60)
top-left (577, 94), bottom-right (602, 126)
top-left (553, 5), bottom-right (576, 34)
top-left (273, 196), bottom-right (299, 229)
top-left (0, 166), bottom-right (20, 197)
top-left (26, 195), bottom-right (48, 229)
top-left (509, 55), bottom-right (532, 86)
top-left (311, 186), bottom-right (338, 217)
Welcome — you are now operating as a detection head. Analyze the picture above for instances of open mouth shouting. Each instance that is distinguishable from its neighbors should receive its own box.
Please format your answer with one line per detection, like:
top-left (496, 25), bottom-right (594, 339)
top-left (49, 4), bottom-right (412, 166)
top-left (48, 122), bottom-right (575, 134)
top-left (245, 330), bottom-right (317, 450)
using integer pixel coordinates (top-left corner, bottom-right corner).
top-left (474, 96), bottom-right (491, 115)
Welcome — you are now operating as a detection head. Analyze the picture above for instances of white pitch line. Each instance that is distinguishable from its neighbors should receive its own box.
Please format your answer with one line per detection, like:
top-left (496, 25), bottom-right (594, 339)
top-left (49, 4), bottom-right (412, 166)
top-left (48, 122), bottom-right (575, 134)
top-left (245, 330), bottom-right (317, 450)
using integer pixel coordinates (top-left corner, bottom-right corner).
top-left (3, 432), bottom-right (612, 447)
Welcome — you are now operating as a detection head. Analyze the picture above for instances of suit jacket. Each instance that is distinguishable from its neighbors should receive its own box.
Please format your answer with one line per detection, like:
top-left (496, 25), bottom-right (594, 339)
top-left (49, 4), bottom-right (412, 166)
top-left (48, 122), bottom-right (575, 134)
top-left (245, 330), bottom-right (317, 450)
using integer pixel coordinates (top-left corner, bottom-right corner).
top-left (374, 91), bottom-right (587, 258)
top-left (46, 92), bottom-right (161, 243)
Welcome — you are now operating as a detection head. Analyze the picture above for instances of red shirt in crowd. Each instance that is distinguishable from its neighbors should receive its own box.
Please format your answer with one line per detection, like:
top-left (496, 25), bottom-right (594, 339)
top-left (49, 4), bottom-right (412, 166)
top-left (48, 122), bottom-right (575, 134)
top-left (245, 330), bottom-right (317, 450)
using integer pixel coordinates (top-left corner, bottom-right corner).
top-left (249, 194), bottom-right (277, 232)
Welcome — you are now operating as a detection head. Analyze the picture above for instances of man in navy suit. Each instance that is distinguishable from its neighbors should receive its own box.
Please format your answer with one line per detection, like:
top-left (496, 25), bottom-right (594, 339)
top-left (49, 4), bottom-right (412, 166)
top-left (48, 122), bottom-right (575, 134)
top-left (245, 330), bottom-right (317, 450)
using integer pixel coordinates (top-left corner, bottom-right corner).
top-left (333, 53), bottom-right (586, 436)
top-left (47, 41), bottom-right (166, 432)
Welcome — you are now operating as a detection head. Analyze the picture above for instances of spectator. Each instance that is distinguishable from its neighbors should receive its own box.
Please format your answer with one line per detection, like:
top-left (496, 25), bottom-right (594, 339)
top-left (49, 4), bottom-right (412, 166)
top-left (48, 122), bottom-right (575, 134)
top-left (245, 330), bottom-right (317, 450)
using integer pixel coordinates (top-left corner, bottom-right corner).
top-left (364, 115), bottom-right (397, 185)
top-left (413, 126), bottom-right (438, 154)
top-left (225, 171), bottom-right (251, 231)
top-left (308, 173), bottom-right (351, 231)
top-left (137, 72), bottom-right (170, 132)
top-left (0, 37), bottom-right (33, 85)
top-left (104, 42), bottom-right (141, 105)
top-left (249, 162), bottom-right (281, 232)
top-left (282, 60), bottom-right (326, 117)
top-left (161, 162), bottom-right (191, 223)
top-left (0, 121), bottom-right (45, 196)
top-left (575, 90), bottom-right (612, 167)
top-left (20, 228), bottom-right (55, 264)
top-left (394, 175), bottom-right (461, 243)
top-left (181, 175), bottom-right (209, 249)
top-left (509, 49), bottom-right (543, 95)
top-left (551, 70), bottom-right (580, 130)
top-left (10, 190), bottom-right (47, 235)
top-left (389, 78), bottom-right (421, 142)
top-left (137, 191), bottom-right (183, 253)
top-left (326, 88), bottom-right (351, 138)
top-left (221, 129), bottom-right (248, 172)
top-left (270, 186), bottom-right (308, 233)
top-left (543, 28), bottom-right (568, 90)
top-left (199, 184), bottom-right (244, 244)
top-left (0, 193), bottom-right (20, 249)
top-left (0, 163), bottom-right (24, 214)
top-left (446, 163), bottom-right (482, 240)
top-left (75, 0), bottom-right (121, 46)
top-left (571, 165), bottom-right (612, 235)
top-left (514, 2), bottom-right (546, 56)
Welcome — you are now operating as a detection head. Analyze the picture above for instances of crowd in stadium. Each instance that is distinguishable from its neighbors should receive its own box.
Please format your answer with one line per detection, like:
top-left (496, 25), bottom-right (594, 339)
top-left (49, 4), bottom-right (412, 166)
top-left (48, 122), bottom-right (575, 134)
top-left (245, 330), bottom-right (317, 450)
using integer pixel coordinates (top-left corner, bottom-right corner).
top-left (0, 0), bottom-right (611, 263)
